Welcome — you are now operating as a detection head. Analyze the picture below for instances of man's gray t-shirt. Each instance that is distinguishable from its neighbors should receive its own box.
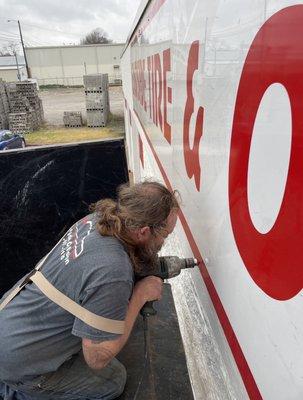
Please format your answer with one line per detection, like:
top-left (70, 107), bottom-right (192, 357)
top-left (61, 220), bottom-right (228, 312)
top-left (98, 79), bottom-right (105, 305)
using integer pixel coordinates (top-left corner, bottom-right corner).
top-left (0, 214), bottom-right (134, 383)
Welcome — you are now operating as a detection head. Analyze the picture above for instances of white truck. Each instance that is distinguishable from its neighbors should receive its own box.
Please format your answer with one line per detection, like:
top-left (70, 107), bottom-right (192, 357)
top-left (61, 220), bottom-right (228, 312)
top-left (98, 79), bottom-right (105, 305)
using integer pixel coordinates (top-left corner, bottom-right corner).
top-left (121, 1), bottom-right (303, 399)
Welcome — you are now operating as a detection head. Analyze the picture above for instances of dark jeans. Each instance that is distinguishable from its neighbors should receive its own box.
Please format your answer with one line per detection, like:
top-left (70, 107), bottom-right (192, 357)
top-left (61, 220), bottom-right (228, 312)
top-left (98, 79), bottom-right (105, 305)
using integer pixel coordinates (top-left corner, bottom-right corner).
top-left (0, 352), bottom-right (126, 400)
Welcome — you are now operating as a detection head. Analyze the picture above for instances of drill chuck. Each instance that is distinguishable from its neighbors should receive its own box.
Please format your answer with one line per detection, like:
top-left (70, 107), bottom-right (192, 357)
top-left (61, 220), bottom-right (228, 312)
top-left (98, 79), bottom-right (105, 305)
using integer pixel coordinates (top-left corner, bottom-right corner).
top-left (183, 258), bottom-right (199, 269)
top-left (157, 256), bottom-right (199, 279)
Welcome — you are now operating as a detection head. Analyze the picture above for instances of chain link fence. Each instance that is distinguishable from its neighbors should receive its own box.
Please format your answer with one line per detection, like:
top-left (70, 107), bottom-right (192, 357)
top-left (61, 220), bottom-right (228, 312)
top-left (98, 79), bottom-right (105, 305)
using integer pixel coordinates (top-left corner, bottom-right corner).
top-left (37, 75), bottom-right (122, 87)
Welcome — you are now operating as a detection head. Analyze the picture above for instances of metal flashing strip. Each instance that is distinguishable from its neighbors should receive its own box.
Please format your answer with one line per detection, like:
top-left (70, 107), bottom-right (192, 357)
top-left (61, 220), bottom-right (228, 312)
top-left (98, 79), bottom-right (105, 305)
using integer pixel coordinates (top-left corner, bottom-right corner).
top-left (121, 0), bottom-right (167, 57)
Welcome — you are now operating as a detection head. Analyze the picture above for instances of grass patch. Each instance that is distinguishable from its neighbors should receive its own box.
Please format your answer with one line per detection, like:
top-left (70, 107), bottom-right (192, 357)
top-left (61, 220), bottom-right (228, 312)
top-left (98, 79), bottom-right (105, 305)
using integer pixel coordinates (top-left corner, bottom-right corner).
top-left (25, 115), bottom-right (124, 146)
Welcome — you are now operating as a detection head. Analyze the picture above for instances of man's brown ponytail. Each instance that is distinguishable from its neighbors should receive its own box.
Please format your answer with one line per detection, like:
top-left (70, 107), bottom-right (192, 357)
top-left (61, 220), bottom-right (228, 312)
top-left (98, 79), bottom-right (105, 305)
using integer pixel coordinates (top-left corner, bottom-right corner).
top-left (90, 181), bottom-right (180, 273)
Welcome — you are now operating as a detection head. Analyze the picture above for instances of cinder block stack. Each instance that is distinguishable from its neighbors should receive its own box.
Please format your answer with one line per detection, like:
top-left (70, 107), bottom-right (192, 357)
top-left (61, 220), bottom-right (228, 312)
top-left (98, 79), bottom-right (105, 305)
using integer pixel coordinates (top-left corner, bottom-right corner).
top-left (8, 87), bottom-right (31, 112)
top-left (8, 113), bottom-right (35, 134)
top-left (83, 74), bottom-right (109, 127)
top-left (7, 81), bottom-right (44, 133)
top-left (63, 111), bottom-right (82, 127)
top-left (16, 82), bottom-right (44, 127)
top-left (0, 79), bottom-right (10, 129)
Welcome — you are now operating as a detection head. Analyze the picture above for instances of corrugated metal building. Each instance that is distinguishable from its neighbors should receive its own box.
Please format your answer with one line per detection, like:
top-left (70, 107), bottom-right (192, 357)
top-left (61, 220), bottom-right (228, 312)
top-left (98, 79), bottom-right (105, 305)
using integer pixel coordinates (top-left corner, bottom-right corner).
top-left (0, 55), bottom-right (27, 82)
top-left (25, 43), bottom-right (124, 86)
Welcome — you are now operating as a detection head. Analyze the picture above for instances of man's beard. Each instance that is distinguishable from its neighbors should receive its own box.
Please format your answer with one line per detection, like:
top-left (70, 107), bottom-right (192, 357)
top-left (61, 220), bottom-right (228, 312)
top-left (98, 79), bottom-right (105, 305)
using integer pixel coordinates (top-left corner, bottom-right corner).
top-left (133, 239), bottom-right (162, 276)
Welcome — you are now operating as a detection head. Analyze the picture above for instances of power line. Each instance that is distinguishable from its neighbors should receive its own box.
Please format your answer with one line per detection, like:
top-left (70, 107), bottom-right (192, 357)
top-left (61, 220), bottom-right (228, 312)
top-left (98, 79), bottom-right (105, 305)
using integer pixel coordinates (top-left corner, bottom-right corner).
top-left (24, 32), bottom-right (53, 47)
top-left (21, 22), bottom-right (81, 38)
top-left (0, 37), bottom-right (20, 43)
top-left (0, 31), bottom-right (19, 38)
top-left (0, 34), bottom-right (20, 41)
top-left (24, 41), bottom-right (52, 47)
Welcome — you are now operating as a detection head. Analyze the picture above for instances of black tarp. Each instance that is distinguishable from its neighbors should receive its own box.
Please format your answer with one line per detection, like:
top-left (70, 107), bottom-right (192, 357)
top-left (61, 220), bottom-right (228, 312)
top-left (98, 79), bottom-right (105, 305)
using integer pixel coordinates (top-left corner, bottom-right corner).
top-left (0, 139), bottom-right (128, 296)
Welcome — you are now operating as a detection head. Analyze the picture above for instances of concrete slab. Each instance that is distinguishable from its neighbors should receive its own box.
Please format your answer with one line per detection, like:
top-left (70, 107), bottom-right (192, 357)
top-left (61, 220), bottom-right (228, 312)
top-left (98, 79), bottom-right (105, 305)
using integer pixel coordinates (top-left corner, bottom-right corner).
top-left (39, 86), bottom-right (123, 126)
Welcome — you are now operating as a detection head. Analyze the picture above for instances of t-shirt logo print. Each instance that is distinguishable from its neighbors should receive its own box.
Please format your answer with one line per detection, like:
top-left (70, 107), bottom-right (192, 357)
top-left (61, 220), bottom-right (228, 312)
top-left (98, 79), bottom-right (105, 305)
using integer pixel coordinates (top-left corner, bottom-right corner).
top-left (60, 219), bottom-right (93, 265)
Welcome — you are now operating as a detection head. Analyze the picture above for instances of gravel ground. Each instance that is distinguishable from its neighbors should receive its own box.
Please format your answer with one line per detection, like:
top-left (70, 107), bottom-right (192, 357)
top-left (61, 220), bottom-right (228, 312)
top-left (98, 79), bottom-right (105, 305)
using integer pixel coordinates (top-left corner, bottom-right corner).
top-left (39, 86), bottom-right (124, 126)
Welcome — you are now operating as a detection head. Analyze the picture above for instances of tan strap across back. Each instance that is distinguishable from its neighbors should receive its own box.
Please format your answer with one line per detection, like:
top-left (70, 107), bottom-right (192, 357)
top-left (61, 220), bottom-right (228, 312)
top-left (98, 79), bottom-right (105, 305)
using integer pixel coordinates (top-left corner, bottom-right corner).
top-left (30, 271), bottom-right (124, 334)
top-left (0, 253), bottom-right (125, 335)
top-left (0, 256), bottom-right (47, 312)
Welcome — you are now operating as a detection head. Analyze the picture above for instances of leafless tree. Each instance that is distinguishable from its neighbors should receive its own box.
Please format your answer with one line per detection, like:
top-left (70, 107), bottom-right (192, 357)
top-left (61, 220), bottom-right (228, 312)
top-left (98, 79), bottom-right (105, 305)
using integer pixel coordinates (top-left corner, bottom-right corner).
top-left (0, 42), bottom-right (19, 56)
top-left (80, 28), bottom-right (113, 45)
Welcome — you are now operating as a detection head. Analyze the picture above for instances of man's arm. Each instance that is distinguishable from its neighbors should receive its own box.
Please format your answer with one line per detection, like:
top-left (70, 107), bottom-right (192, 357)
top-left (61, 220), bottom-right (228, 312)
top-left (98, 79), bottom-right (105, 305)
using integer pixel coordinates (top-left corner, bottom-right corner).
top-left (82, 276), bottom-right (162, 370)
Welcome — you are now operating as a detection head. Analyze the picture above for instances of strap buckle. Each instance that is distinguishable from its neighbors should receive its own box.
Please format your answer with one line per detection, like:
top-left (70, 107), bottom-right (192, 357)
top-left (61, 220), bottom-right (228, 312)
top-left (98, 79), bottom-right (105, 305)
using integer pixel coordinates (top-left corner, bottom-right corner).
top-left (19, 269), bottom-right (37, 289)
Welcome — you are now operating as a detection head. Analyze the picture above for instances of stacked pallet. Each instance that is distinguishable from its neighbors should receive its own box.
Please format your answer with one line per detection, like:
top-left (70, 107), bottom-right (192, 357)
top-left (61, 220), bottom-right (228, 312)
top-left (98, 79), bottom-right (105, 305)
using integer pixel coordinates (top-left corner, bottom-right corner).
top-left (7, 81), bottom-right (44, 133)
top-left (63, 111), bottom-right (82, 127)
top-left (84, 74), bottom-right (109, 127)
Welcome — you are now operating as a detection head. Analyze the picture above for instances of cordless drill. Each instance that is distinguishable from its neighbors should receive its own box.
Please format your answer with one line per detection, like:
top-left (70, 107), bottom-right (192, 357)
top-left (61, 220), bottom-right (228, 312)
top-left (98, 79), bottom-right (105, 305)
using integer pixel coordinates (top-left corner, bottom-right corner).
top-left (139, 256), bottom-right (199, 317)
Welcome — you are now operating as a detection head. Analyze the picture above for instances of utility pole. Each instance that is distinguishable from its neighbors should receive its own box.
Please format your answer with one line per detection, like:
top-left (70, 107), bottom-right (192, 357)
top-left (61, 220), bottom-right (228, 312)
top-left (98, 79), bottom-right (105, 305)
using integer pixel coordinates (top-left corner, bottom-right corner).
top-left (14, 51), bottom-right (20, 81)
top-left (17, 20), bottom-right (31, 78)
top-left (7, 19), bottom-right (31, 78)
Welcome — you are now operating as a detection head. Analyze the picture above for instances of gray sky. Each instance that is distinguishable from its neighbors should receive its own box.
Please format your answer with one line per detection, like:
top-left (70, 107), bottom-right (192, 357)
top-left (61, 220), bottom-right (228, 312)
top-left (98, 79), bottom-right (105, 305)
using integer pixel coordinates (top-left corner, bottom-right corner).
top-left (0, 0), bottom-right (141, 52)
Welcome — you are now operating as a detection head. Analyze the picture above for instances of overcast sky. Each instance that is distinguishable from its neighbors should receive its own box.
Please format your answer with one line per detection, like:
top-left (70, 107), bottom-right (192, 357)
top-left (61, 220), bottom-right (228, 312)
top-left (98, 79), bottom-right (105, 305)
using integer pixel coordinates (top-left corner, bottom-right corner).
top-left (0, 0), bottom-right (141, 52)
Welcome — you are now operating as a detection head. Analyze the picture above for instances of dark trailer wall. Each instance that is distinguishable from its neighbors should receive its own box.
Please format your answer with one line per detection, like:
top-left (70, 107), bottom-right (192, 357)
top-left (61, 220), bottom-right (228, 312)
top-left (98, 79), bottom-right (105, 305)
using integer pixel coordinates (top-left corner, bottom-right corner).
top-left (0, 139), bottom-right (129, 296)
top-left (0, 137), bottom-right (195, 400)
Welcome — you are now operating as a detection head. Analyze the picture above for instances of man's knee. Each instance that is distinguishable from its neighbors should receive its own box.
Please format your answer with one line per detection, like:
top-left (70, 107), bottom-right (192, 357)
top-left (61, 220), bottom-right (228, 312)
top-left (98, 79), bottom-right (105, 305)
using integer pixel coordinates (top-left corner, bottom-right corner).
top-left (112, 359), bottom-right (127, 397)
top-left (92, 358), bottom-right (127, 399)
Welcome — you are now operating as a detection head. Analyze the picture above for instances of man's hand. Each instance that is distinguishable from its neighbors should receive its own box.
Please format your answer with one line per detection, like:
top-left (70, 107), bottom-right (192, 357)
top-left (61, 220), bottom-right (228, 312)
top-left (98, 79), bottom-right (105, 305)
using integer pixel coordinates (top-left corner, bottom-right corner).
top-left (82, 276), bottom-right (163, 370)
top-left (134, 276), bottom-right (163, 303)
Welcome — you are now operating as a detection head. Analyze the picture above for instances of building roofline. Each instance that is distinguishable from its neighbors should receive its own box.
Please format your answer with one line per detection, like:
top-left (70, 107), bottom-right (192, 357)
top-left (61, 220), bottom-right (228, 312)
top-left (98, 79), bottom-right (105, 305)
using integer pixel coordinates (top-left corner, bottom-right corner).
top-left (25, 43), bottom-right (125, 50)
top-left (0, 66), bottom-right (25, 70)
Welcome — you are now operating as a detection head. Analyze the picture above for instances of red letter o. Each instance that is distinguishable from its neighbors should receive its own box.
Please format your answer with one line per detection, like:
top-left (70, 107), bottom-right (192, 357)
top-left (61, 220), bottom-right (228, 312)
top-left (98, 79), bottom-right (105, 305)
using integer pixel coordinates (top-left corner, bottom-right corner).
top-left (229, 6), bottom-right (303, 300)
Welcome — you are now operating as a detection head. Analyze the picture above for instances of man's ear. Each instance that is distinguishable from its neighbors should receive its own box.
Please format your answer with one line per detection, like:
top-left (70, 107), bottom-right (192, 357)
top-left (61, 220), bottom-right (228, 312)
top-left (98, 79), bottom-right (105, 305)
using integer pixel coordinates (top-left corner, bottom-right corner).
top-left (137, 226), bottom-right (152, 243)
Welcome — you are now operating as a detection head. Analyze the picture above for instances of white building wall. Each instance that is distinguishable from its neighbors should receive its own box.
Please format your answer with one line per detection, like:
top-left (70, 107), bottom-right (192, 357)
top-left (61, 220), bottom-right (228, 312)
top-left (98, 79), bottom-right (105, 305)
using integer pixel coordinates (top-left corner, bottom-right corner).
top-left (25, 44), bottom-right (124, 86)
top-left (0, 67), bottom-right (27, 82)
